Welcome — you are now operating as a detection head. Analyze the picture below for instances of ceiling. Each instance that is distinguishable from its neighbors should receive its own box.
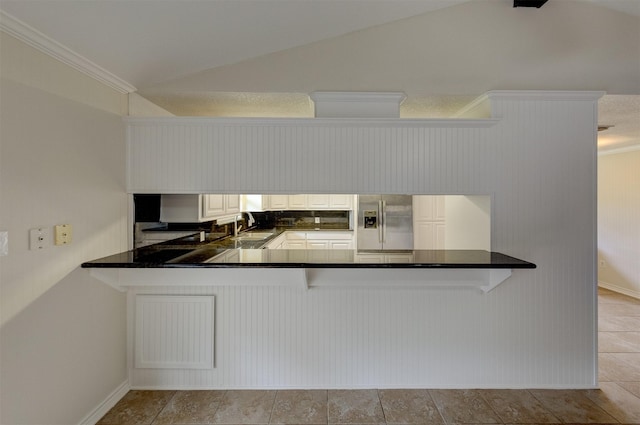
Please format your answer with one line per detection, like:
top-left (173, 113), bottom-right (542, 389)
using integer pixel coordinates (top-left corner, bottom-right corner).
top-left (1, 0), bottom-right (638, 152)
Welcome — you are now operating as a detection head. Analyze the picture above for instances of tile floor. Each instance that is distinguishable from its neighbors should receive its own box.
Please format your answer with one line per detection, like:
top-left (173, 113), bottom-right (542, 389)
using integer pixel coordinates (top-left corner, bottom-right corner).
top-left (98, 287), bottom-right (640, 424)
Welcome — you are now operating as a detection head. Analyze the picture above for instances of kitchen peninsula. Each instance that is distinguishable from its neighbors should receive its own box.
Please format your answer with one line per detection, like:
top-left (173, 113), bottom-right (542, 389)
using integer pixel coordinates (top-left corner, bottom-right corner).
top-left (111, 91), bottom-right (601, 389)
top-left (82, 229), bottom-right (535, 390)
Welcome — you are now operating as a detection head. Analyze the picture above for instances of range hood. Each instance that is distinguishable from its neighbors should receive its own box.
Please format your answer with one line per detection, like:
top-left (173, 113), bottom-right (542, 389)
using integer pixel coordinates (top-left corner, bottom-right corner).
top-left (309, 91), bottom-right (406, 118)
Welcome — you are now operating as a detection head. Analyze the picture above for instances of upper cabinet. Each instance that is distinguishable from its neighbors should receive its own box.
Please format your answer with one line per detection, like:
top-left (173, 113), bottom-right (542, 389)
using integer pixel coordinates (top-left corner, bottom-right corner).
top-left (242, 194), bottom-right (354, 211)
top-left (161, 194), bottom-right (240, 223)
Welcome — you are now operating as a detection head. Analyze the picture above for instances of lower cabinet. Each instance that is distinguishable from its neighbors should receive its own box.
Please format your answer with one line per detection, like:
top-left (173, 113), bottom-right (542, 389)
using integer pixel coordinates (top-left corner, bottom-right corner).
top-left (134, 295), bottom-right (215, 370)
top-left (355, 253), bottom-right (414, 263)
top-left (277, 231), bottom-right (354, 250)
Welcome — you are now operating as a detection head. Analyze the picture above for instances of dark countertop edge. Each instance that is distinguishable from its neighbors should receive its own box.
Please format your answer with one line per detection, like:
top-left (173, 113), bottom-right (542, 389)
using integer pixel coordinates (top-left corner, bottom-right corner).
top-left (81, 261), bottom-right (536, 269)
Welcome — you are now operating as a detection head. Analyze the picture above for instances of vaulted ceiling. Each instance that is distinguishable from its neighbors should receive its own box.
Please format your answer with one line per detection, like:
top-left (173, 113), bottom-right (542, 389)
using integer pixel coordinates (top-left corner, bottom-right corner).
top-left (1, 0), bottom-right (638, 151)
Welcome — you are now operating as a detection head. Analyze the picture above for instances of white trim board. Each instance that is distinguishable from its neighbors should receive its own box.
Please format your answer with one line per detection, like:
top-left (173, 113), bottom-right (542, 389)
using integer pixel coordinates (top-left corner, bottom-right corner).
top-left (0, 10), bottom-right (136, 94)
top-left (599, 280), bottom-right (640, 300)
top-left (77, 380), bottom-right (129, 425)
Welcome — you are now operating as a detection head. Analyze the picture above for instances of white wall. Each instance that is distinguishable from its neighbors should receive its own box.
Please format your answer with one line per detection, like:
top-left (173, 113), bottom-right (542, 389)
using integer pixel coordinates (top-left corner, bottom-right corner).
top-left (125, 91), bottom-right (600, 388)
top-left (0, 32), bottom-right (129, 424)
top-left (598, 149), bottom-right (640, 298)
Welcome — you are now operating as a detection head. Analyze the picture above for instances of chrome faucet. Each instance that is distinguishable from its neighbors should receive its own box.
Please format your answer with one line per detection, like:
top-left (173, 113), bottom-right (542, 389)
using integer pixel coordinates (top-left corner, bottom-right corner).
top-left (234, 215), bottom-right (243, 237)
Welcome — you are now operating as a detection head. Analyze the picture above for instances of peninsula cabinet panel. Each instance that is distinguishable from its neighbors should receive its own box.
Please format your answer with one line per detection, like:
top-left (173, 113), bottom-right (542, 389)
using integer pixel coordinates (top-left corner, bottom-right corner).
top-left (134, 295), bottom-right (214, 370)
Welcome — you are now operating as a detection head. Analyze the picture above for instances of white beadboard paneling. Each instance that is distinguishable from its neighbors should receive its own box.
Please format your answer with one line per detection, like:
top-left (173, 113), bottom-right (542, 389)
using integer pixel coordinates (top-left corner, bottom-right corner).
top-left (124, 91), bottom-right (602, 389)
top-left (135, 295), bottom-right (214, 369)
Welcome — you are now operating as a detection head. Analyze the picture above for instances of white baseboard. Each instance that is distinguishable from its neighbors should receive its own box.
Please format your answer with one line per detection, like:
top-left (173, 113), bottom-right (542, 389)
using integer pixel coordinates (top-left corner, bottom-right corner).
top-left (599, 281), bottom-right (640, 300)
top-left (78, 380), bottom-right (130, 425)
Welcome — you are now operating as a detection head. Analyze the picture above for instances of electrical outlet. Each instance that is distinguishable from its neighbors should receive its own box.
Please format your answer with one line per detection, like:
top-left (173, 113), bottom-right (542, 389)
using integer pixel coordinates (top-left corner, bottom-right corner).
top-left (54, 224), bottom-right (72, 245)
top-left (314, 217), bottom-right (320, 224)
top-left (29, 227), bottom-right (49, 250)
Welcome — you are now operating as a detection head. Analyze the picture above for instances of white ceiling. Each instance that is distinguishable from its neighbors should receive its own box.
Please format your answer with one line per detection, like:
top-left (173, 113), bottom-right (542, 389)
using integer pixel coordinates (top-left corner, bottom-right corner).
top-left (1, 0), bottom-right (638, 151)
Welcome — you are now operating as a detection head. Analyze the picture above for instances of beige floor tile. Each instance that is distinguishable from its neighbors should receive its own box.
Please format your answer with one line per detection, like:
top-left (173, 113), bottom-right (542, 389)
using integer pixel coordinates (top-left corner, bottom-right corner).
top-left (599, 332), bottom-right (640, 352)
top-left (599, 353), bottom-right (640, 381)
top-left (270, 390), bottom-right (328, 424)
top-left (378, 389), bottom-right (444, 424)
top-left (599, 303), bottom-right (640, 317)
top-left (212, 390), bottom-right (276, 424)
top-left (586, 382), bottom-right (640, 424)
top-left (528, 389), bottom-right (617, 424)
top-left (617, 381), bottom-right (640, 398)
top-left (598, 315), bottom-right (640, 331)
top-left (429, 389), bottom-right (501, 424)
top-left (98, 390), bottom-right (176, 425)
top-left (152, 390), bottom-right (226, 425)
top-left (480, 389), bottom-right (560, 424)
top-left (328, 389), bottom-right (385, 424)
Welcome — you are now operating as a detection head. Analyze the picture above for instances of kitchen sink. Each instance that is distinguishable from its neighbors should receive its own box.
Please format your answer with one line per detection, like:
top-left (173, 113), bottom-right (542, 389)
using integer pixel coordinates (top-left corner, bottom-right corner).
top-left (231, 232), bottom-right (274, 241)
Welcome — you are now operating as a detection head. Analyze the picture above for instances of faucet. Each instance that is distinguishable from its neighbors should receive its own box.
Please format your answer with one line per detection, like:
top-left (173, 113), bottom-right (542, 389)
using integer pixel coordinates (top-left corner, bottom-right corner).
top-left (234, 215), bottom-right (243, 237)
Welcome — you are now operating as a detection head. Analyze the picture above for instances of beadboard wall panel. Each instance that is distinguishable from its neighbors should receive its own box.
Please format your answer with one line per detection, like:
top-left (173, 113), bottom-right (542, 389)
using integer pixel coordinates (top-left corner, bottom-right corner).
top-left (125, 91), bottom-right (601, 389)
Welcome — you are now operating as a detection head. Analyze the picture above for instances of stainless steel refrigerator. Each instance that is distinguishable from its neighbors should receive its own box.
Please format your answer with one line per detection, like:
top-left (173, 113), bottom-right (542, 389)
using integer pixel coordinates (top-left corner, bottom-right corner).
top-left (357, 195), bottom-right (413, 251)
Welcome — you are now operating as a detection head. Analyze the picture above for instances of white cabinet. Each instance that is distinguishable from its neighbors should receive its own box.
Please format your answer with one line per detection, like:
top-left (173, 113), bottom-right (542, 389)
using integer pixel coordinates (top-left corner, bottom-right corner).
top-left (202, 194), bottom-right (225, 217)
top-left (307, 240), bottom-right (330, 249)
top-left (355, 253), bottom-right (414, 263)
top-left (161, 194), bottom-right (241, 222)
top-left (307, 194), bottom-right (330, 209)
top-left (288, 194), bottom-right (307, 209)
top-left (269, 195), bottom-right (289, 210)
top-left (226, 194), bottom-right (240, 214)
top-left (413, 195), bottom-right (446, 249)
top-left (329, 194), bottom-right (353, 209)
top-left (275, 231), bottom-right (354, 250)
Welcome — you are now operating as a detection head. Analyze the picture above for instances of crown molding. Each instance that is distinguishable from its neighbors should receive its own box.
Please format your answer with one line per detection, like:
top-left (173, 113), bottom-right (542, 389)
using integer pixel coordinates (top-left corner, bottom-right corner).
top-left (0, 10), bottom-right (136, 94)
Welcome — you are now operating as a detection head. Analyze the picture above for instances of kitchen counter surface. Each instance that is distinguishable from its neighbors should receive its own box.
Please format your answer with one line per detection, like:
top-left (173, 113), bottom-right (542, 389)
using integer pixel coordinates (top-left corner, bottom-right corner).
top-left (81, 231), bottom-right (535, 269)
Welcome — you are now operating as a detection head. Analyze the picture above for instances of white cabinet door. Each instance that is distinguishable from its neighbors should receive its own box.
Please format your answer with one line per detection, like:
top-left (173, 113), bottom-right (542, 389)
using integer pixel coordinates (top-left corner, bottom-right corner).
top-left (355, 254), bottom-right (385, 263)
top-left (329, 194), bottom-right (353, 209)
top-left (288, 194), bottom-right (307, 209)
top-left (284, 241), bottom-right (306, 249)
top-left (226, 194), bottom-right (240, 214)
top-left (202, 194), bottom-right (225, 217)
top-left (330, 240), bottom-right (353, 249)
top-left (413, 195), bottom-right (446, 249)
top-left (269, 195), bottom-right (288, 210)
top-left (385, 253), bottom-right (414, 263)
top-left (414, 222), bottom-right (446, 249)
top-left (307, 240), bottom-right (330, 249)
top-left (307, 194), bottom-right (330, 209)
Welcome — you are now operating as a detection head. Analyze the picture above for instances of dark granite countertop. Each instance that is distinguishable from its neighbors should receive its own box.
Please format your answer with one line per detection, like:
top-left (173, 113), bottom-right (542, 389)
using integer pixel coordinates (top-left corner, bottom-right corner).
top-left (82, 231), bottom-right (536, 269)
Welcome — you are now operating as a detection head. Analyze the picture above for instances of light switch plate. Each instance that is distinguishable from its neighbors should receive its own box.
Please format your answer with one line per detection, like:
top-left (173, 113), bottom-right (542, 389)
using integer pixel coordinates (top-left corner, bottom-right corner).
top-left (0, 231), bottom-right (8, 256)
top-left (29, 227), bottom-right (48, 250)
top-left (54, 224), bottom-right (72, 245)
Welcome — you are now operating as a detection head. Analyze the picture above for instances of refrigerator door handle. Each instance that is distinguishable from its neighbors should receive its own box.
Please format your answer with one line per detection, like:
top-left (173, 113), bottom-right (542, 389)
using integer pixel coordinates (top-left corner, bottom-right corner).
top-left (381, 200), bottom-right (387, 243)
top-left (378, 200), bottom-right (384, 243)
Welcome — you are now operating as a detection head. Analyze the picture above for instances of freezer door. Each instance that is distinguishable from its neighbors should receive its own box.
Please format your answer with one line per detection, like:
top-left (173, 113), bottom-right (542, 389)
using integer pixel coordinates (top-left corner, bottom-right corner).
top-left (381, 195), bottom-right (413, 250)
top-left (357, 195), bottom-right (382, 250)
